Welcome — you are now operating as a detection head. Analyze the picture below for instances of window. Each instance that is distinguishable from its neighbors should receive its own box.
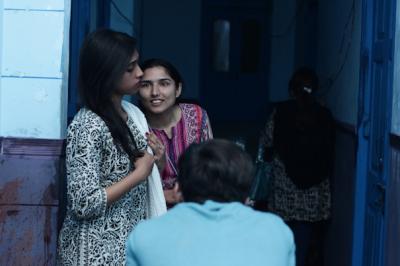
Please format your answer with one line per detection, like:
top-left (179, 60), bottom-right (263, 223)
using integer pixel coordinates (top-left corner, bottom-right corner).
top-left (212, 20), bottom-right (230, 72)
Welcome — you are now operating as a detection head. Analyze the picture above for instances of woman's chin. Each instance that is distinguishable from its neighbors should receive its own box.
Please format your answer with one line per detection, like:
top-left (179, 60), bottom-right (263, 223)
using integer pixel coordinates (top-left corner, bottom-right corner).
top-left (141, 101), bottom-right (177, 115)
top-left (146, 106), bottom-right (167, 115)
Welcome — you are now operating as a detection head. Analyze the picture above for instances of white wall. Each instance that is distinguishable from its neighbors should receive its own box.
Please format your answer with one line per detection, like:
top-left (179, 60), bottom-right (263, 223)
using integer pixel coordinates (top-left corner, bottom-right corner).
top-left (140, 0), bottom-right (202, 99)
top-left (391, 0), bottom-right (400, 135)
top-left (317, 0), bottom-right (362, 125)
top-left (268, 0), bottom-right (296, 102)
top-left (0, 0), bottom-right (70, 139)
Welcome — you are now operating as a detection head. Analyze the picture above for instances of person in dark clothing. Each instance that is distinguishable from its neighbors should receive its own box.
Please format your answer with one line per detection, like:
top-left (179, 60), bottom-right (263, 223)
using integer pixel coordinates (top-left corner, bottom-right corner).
top-left (260, 67), bottom-right (335, 266)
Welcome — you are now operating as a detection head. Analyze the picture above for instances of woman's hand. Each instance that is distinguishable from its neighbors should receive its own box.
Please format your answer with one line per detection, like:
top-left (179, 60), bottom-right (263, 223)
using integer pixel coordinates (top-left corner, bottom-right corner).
top-left (163, 183), bottom-right (183, 205)
top-left (133, 151), bottom-right (155, 181)
top-left (146, 132), bottom-right (166, 172)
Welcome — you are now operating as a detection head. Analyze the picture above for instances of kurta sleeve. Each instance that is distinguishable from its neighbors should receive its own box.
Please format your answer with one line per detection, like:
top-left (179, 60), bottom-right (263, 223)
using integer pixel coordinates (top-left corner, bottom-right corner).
top-left (200, 109), bottom-right (213, 141)
top-left (66, 115), bottom-right (107, 220)
top-left (260, 109), bottom-right (276, 148)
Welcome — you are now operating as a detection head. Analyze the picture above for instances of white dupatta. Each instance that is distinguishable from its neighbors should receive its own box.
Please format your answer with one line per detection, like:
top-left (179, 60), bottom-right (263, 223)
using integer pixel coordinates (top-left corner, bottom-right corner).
top-left (122, 100), bottom-right (167, 218)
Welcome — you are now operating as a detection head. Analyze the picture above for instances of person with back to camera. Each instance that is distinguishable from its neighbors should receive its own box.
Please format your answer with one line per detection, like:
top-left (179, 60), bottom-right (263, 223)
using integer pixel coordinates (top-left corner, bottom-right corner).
top-left (126, 139), bottom-right (295, 266)
top-left (260, 67), bottom-right (335, 266)
top-left (137, 58), bottom-right (213, 208)
top-left (57, 29), bottom-right (166, 265)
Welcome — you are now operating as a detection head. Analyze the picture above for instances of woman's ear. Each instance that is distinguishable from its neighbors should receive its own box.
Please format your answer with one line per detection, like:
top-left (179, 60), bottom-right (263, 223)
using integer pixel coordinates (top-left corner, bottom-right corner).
top-left (176, 83), bottom-right (182, 98)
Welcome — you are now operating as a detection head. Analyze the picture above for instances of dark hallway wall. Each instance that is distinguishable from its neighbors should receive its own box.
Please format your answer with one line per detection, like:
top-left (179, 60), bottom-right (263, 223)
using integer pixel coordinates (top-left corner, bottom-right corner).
top-left (386, 138), bottom-right (400, 266)
top-left (268, 0), bottom-right (296, 102)
top-left (316, 1), bottom-right (362, 265)
top-left (138, 0), bottom-right (362, 124)
top-left (139, 0), bottom-right (202, 100)
top-left (317, 0), bottom-right (361, 125)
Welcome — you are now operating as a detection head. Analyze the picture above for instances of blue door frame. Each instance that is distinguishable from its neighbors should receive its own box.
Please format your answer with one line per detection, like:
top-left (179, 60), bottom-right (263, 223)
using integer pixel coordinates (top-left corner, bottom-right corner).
top-left (353, 0), bottom-right (396, 265)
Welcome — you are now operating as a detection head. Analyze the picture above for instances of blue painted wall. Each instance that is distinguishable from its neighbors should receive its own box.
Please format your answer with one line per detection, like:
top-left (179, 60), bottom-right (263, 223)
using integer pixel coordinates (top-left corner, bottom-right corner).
top-left (0, 1), bottom-right (70, 264)
top-left (387, 3), bottom-right (400, 265)
top-left (110, 0), bottom-right (135, 36)
top-left (317, 0), bottom-right (362, 126)
top-left (109, 0), bottom-right (136, 103)
top-left (0, 0), bottom-right (70, 139)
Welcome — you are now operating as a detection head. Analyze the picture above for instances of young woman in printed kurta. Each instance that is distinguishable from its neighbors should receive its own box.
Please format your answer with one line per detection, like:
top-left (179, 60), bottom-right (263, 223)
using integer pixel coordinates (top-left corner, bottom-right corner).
top-left (138, 59), bottom-right (213, 207)
top-left (57, 29), bottom-right (165, 265)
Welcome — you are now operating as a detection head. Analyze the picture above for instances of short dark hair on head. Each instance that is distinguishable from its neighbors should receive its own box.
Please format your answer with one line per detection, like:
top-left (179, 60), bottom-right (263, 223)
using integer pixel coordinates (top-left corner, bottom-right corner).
top-left (177, 139), bottom-right (254, 203)
top-left (140, 58), bottom-right (183, 88)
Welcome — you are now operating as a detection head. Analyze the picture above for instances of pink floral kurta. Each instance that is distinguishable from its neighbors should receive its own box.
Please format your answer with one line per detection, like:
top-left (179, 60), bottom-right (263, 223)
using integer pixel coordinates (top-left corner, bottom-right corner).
top-left (151, 103), bottom-right (213, 190)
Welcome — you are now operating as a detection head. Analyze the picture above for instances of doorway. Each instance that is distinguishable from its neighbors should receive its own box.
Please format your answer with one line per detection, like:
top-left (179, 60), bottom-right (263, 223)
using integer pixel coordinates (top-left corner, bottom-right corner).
top-left (200, 0), bottom-right (271, 156)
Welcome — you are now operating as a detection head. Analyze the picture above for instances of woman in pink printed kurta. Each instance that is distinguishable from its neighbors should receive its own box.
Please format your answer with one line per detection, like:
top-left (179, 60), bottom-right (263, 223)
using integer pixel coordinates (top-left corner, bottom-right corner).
top-left (138, 59), bottom-right (213, 207)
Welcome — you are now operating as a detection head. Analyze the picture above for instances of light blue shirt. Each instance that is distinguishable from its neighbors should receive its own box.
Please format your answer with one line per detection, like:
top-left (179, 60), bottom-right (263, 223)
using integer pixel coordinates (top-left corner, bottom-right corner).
top-left (126, 200), bottom-right (295, 266)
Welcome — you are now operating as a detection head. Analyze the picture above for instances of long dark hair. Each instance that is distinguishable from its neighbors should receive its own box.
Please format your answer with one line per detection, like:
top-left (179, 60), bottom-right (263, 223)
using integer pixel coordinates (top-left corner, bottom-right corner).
top-left (78, 28), bottom-right (142, 164)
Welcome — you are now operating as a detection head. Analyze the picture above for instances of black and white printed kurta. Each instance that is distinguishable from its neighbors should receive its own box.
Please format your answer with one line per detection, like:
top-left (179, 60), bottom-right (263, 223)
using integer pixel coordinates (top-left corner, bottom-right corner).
top-left (261, 110), bottom-right (331, 222)
top-left (58, 108), bottom-right (148, 265)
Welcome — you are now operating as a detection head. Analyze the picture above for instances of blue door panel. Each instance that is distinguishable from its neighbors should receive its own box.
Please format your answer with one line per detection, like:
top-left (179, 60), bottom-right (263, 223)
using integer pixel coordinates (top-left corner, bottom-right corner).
top-left (355, 0), bottom-right (396, 265)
